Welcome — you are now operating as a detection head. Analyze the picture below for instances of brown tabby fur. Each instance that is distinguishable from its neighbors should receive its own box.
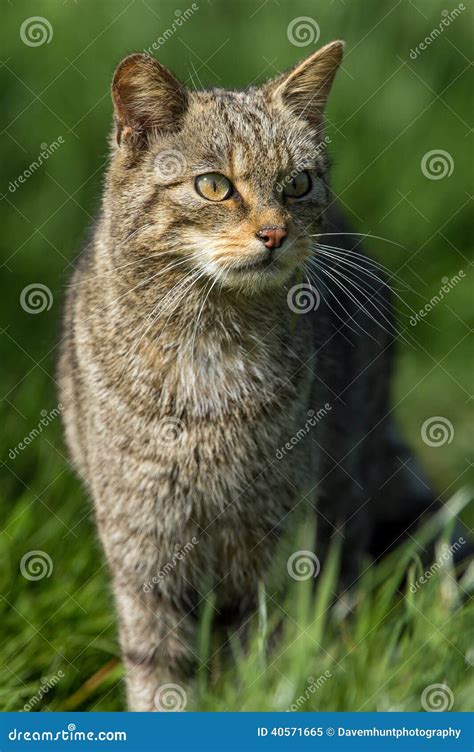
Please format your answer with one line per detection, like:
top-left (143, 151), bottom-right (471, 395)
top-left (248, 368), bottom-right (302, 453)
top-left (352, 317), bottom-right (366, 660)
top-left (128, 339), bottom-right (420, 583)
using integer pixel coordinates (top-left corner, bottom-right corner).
top-left (59, 42), bottom-right (440, 710)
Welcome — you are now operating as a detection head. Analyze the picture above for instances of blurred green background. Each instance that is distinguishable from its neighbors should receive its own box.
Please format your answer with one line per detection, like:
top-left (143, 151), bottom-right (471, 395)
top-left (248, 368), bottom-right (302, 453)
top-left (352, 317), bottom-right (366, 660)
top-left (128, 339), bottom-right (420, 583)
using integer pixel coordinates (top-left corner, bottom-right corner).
top-left (1, 0), bottom-right (472, 711)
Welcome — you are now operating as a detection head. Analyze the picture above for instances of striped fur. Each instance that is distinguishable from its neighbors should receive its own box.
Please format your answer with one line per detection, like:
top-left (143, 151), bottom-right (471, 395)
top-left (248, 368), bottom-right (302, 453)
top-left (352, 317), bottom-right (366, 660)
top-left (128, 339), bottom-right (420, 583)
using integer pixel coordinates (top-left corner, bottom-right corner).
top-left (59, 43), bottom-right (438, 710)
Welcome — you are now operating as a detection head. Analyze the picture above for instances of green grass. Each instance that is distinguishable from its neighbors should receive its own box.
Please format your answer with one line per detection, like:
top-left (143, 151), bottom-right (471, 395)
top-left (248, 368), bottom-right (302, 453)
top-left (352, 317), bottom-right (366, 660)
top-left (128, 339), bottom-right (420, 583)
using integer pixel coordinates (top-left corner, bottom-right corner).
top-left (1, 0), bottom-right (473, 713)
top-left (196, 504), bottom-right (474, 713)
top-left (1, 484), bottom-right (472, 712)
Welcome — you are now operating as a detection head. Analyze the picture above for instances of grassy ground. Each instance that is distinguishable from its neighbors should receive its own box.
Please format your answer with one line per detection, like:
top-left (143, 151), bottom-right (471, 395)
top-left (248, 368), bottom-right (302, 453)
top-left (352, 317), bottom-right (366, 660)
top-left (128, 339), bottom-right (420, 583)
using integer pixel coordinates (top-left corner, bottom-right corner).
top-left (1, 489), bottom-right (473, 712)
top-left (1, 0), bottom-right (473, 712)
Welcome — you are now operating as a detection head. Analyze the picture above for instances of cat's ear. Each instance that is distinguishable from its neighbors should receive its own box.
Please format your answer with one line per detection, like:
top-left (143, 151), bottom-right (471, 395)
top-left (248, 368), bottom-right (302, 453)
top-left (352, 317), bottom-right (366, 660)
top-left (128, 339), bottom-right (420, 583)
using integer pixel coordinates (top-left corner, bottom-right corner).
top-left (265, 41), bottom-right (344, 123)
top-left (112, 54), bottom-right (188, 146)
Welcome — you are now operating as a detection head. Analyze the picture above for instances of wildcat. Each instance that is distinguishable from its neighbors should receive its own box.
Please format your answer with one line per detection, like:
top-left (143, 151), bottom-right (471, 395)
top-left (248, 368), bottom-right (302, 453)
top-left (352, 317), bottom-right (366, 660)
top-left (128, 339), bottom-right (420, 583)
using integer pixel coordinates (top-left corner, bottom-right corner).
top-left (59, 42), bottom-right (441, 711)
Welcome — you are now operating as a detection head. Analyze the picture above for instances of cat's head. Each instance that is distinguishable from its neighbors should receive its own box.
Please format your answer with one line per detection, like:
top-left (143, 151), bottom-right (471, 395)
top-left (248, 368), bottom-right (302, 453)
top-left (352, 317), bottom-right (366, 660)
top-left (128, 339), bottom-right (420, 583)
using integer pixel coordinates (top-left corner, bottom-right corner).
top-left (107, 42), bottom-right (343, 294)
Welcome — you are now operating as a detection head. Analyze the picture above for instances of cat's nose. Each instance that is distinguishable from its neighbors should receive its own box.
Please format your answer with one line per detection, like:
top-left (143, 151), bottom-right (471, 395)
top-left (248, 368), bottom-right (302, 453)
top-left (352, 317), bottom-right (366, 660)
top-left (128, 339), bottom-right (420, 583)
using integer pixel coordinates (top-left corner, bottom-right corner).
top-left (256, 225), bottom-right (287, 249)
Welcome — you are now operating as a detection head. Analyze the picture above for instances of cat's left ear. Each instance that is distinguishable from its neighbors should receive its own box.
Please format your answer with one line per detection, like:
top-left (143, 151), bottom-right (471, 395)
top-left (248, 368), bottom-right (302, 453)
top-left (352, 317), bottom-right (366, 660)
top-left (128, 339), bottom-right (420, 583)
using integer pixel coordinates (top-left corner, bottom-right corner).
top-left (265, 41), bottom-right (344, 123)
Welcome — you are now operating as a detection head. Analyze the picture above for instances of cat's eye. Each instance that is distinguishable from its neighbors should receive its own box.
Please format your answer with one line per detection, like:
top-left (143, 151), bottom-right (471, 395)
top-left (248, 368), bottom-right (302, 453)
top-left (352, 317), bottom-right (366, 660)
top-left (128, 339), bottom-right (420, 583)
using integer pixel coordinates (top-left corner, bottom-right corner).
top-left (195, 173), bottom-right (233, 202)
top-left (282, 170), bottom-right (312, 198)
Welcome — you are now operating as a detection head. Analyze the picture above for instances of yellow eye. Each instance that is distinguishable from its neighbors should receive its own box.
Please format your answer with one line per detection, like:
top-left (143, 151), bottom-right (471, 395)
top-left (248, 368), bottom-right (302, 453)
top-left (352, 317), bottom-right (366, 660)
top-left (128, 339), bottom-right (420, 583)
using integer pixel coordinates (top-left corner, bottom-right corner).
top-left (282, 170), bottom-right (312, 198)
top-left (195, 172), bottom-right (233, 202)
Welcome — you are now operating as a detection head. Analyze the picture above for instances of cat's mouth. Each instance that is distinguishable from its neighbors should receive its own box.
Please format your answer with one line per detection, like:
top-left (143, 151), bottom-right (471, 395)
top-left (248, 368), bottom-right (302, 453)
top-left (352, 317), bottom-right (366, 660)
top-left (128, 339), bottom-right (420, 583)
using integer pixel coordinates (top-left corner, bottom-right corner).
top-left (203, 240), bottom-right (310, 291)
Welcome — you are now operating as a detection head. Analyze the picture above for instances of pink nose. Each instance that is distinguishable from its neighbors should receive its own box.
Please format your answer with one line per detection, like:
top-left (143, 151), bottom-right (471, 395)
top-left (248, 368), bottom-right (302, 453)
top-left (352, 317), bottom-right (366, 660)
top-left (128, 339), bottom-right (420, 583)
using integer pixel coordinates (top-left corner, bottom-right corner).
top-left (256, 226), bottom-right (287, 249)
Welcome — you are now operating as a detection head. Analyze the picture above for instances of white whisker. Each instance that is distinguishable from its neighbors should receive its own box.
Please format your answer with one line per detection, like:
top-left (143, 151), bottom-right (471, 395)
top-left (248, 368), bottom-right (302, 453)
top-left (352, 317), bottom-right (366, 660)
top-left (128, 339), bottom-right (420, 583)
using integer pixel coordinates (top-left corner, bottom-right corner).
top-left (313, 249), bottom-right (396, 317)
top-left (73, 257), bottom-right (192, 328)
top-left (312, 243), bottom-right (438, 329)
top-left (126, 270), bottom-right (204, 364)
top-left (305, 260), bottom-right (380, 343)
top-left (311, 232), bottom-right (408, 251)
top-left (311, 256), bottom-right (416, 347)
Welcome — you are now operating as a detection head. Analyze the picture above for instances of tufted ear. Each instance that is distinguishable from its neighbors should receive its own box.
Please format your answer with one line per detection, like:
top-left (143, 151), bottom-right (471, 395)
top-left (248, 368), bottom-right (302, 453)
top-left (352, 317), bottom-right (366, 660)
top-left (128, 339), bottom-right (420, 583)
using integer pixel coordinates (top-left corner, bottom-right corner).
top-left (265, 41), bottom-right (344, 124)
top-left (112, 54), bottom-right (188, 146)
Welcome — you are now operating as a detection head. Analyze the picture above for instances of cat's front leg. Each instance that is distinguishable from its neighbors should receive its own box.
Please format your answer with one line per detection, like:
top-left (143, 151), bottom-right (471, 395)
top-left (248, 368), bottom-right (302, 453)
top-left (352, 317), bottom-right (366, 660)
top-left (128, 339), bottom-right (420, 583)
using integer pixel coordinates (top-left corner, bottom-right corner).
top-left (112, 578), bottom-right (195, 711)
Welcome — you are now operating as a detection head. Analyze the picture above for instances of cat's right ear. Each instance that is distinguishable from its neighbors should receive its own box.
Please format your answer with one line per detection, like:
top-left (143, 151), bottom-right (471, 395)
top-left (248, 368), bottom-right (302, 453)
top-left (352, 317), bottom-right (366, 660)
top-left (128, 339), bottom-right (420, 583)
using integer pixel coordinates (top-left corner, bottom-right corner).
top-left (112, 54), bottom-right (188, 147)
top-left (264, 41), bottom-right (344, 125)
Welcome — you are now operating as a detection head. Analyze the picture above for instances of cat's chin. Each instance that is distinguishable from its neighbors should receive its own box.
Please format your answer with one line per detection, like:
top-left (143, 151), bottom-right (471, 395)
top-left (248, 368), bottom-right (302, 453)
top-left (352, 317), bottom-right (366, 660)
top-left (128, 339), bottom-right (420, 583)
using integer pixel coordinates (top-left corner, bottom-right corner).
top-left (218, 261), bottom-right (297, 293)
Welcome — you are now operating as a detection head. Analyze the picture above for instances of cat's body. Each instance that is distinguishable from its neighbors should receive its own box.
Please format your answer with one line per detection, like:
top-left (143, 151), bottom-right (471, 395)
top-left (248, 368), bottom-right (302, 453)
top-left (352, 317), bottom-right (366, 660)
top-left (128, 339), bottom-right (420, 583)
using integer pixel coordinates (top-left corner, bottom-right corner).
top-left (59, 45), bottom-right (438, 710)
